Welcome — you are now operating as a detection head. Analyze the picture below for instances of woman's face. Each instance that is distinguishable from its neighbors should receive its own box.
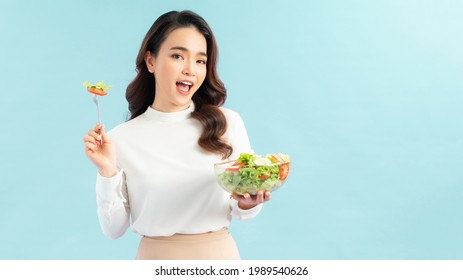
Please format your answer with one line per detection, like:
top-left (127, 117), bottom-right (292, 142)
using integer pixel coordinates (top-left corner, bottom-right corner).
top-left (146, 27), bottom-right (208, 112)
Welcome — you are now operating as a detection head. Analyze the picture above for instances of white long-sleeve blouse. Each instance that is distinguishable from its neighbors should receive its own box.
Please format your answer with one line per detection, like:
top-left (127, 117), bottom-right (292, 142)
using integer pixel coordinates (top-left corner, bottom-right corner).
top-left (95, 103), bottom-right (262, 239)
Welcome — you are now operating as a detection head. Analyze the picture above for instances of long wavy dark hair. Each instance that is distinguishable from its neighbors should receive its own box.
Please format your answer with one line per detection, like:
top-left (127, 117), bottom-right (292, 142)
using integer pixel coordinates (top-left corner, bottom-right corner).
top-left (126, 10), bottom-right (233, 159)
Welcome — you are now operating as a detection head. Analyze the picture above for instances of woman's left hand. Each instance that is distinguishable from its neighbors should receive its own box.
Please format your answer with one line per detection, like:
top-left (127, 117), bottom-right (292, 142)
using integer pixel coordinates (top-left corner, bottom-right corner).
top-left (231, 191), bottom-right (271, 210)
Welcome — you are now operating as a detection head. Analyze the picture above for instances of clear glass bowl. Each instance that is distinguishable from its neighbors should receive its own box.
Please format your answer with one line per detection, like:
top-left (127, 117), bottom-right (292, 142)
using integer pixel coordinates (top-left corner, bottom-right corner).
top-left (214, 160), bottom-right (291, 195)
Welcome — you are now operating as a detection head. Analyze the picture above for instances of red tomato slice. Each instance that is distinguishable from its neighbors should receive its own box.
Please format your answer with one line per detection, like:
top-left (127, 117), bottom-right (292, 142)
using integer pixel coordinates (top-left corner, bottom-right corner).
top-left (88, 88), bottom-right (108, 96)
top-left (279, 163), bottom-right (290, 180)
top-left (258, 174), bottom-right (270, 180)
top-left (226, 166), bottom-right (240, 172)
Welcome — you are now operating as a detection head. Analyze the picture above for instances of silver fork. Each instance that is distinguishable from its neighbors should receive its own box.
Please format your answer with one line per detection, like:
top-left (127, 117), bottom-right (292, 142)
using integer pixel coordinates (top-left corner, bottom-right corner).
top-left (92, 94), bottom-right (102, 144)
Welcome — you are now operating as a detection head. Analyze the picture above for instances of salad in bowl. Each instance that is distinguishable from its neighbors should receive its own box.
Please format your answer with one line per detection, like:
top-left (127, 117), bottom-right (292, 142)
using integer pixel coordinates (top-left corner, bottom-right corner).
top-left (214, 152), bottom-right (291, 195)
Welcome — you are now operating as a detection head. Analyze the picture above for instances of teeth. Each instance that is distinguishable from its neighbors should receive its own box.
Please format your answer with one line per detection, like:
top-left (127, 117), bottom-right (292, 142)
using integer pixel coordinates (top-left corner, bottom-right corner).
top-left (179, 81), bottom-right (193, 86)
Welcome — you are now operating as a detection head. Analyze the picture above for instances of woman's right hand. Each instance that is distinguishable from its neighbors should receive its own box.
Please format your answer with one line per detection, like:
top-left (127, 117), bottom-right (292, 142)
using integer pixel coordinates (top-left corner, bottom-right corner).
top-left (83, 124), bottom-right (118, 177)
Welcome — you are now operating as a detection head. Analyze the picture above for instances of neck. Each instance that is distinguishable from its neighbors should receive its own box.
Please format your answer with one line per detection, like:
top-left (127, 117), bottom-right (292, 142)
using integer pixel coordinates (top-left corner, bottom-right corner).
top-left (151, 100), bottom-right (192, 113)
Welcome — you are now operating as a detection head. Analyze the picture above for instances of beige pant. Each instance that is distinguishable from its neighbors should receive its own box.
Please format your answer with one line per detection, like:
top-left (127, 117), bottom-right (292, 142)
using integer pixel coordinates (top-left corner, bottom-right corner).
top-left (135, 228), bottom-right (241, 260)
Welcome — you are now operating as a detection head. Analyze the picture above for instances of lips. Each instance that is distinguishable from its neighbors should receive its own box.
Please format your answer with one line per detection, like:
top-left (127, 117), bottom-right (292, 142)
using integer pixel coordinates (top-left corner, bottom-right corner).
top-left (176, 80), bottom-right (193, 95)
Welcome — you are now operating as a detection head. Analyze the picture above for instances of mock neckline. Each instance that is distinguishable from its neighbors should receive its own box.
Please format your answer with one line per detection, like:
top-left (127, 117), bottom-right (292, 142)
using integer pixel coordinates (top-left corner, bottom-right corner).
top-left (143, 102), bottom-right (195, 122)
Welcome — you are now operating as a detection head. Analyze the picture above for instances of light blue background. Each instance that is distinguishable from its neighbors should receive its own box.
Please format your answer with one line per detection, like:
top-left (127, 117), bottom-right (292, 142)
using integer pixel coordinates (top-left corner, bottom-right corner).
top-left (1, 0), bottom-right (462, 259)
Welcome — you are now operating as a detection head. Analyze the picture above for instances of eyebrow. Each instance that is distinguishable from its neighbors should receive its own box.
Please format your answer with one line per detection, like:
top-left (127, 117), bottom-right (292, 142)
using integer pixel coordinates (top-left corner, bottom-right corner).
top-left (170, 46), bottom-right (207, 57)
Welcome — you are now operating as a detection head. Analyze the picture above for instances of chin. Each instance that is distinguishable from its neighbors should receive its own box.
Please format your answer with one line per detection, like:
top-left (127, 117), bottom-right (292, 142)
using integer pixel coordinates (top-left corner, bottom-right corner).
top-left (172, 98), bottom-right (193, 110)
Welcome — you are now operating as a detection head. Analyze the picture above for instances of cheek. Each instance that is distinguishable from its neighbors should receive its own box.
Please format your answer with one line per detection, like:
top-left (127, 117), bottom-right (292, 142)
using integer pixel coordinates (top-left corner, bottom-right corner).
top-left (164, 63), bottom-right (181, 78)
top-left (157, 68), bottom-right (177, 89)
top-left (197, 67), bottom-right (207, 84)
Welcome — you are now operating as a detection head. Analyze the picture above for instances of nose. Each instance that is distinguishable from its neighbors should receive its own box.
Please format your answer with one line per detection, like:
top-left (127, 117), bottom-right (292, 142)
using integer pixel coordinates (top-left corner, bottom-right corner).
top-left (182, 60), bottom-right (196, 77)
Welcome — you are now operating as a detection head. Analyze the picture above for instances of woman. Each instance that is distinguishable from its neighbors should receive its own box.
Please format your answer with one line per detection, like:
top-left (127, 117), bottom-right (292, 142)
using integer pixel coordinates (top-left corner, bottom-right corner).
top-left (83, 10), bottom-right (270, 260)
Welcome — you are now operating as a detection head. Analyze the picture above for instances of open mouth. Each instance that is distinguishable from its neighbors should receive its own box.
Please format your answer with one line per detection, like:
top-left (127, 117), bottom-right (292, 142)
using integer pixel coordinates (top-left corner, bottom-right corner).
top-left (176, 81), bottom-right (193, 94)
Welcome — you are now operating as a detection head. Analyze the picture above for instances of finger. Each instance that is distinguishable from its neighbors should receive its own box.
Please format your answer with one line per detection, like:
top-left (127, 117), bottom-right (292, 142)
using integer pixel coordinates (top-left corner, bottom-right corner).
top-left (256, 191), bottom-right (264, 203)
top-left (93, 124), bottom-right (103, 141)
top-left (264, 191), bottom-right (272, 201)
top-left (231, 193), bottom-right (247, 201)
top-left (84, 142), bottom-right (96, 153)
top-left (94, 123), bottom-right (103, 132)
top-left (100, 124), bottom-right (111, 144)
top-left (83, 134), bottom-right (97, 145)
top-left (243, 193), bottom-right (252, 203)
top-left (88, 129), bottom-right (102, 141)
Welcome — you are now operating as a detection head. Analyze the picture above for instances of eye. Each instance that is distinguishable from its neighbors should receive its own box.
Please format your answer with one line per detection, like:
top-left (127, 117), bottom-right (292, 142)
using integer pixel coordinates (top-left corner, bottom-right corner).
top-left (172, 54), bottom-right (183, 60)
top-left (197, 59), bottom-right (207, 65)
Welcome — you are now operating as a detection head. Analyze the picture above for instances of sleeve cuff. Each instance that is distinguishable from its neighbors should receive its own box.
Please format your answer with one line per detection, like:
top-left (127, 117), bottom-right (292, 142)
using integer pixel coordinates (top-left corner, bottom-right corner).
top-left (230, 199), bottom-right (263, 220)
top-left (95, 169), bottom-right (124, 202)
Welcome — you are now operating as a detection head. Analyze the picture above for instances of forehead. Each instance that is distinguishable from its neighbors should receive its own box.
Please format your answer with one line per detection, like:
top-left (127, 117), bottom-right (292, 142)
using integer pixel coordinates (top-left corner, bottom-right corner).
top-left (161, 27), bottom-right (207, 53)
